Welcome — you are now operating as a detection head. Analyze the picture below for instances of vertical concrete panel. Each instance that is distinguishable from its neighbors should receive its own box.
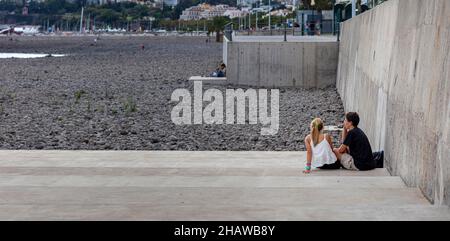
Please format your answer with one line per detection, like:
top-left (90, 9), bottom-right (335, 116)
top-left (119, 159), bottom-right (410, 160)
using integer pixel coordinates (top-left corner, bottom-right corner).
top-left (303, 42), bottom-right (317, 88)
top-left (316, 43), bottom-right (338, 88)
top-left (226, 42), bottom-right (239, 86)
top-left (281, 43), bottom-right (293, 87)
top-left (280, 43), bottom-right (299, 87)
top-left (337, 0), bottom-right (450, 205)
top-left (268, 43), bottom-right (281, 87)
top-left (237, 43), bottom-right (260, 86)
top-left (223, 38), bottom-right (228, 66)
top-left (374, 88), bottom-right (387, 151)
top-left (258, 44), bottom-right (271, 87)
top-left (435, 1), bottom-right (450, 204)
top-left (226, 40), bottom-right (338, 88)
top-left (295, 43), bottom-right (305, 87)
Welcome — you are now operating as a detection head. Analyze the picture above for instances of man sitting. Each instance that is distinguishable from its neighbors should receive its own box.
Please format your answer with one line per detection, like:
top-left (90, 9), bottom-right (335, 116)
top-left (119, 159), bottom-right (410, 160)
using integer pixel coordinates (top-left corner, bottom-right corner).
top-left (211, 63), bottom-right (226, 78)
top-left (333, 112), bottom-right (376, 171)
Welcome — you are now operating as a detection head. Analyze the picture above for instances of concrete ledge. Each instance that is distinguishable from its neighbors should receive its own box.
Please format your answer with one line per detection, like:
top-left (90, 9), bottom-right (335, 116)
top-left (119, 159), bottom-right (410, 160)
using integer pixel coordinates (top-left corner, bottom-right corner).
top-left (188, 76), bottom-right (227, 82)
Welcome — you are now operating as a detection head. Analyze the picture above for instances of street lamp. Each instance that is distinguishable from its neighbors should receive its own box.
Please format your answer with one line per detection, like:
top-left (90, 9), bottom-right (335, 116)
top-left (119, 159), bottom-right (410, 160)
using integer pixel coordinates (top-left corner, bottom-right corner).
top-left (269, 0), bottom-right (271, 33)
top-left (311, 0), bottom-right (315, 36)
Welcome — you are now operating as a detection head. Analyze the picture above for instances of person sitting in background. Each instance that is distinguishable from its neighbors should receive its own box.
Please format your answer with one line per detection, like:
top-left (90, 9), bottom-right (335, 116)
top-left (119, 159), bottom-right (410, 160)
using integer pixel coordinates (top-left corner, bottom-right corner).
top-left (333, 112), bottom-right (376, 171)
top-left (211, 63), bottom-right (226, 77)
top-left (303, 118), bottom-right (340, 174)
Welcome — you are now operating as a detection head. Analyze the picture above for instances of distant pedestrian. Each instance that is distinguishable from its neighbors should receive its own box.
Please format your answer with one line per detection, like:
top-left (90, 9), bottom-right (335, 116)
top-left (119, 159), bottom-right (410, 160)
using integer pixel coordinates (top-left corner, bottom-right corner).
top-left (210, 63), bottom-right (226, 77)
top-left (141, 44), bottom-right (145, 50)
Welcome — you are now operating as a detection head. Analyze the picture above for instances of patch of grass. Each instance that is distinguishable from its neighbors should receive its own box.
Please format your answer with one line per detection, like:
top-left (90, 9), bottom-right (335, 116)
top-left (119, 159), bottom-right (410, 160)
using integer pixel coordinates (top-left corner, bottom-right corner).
top-left (7, 92), bottom-right (15, 100)
top-left (123, 97), bottom-right (137, 114)
top-left (87, 100), bottom-right (91, 113)
top-left (74, 90), bottom-right (86, 104)
top-left (95, 105), bottom-right (105, 113)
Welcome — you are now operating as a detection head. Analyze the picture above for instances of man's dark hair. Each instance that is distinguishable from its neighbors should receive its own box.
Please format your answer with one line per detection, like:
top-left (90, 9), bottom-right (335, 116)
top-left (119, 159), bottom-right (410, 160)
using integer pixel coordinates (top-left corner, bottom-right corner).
top-left (346, 112), bottom-right (360, 127)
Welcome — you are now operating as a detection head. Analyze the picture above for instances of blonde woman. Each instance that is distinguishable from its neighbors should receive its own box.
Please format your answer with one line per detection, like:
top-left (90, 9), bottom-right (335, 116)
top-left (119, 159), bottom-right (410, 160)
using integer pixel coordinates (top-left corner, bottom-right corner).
top-left (303, 118), bottom-right (340, 174)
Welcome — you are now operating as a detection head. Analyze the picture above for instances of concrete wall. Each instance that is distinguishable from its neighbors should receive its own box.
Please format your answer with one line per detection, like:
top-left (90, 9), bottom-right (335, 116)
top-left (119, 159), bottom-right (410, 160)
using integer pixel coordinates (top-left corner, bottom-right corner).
top-left (337, 0), bottom-right (450, 205)
top-left (234, 30), bottom-right (302, 36)
top-left (223, 36), bottom-right (229, 66)
top-left (226, 41), bottom-right (339, 88)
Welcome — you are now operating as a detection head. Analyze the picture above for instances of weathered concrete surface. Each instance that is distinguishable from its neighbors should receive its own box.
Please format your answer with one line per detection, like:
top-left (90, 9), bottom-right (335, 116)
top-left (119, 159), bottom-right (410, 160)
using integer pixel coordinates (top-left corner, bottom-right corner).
top-left (234, 30), bottom-right (299, 36)
top-left (225, 36), bottom-right (339, 88)
top-left (0, 150), bottom-right (449, 220)
top-left (337, 0), bottom-right (450, 205)
top-left (233, 35), bottom-right (338, 42)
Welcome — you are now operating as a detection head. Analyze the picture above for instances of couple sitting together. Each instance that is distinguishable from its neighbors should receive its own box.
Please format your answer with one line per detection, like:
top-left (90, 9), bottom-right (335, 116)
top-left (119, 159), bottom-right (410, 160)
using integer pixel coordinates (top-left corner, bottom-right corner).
top-left (304, 112), bottom-right (378, 174)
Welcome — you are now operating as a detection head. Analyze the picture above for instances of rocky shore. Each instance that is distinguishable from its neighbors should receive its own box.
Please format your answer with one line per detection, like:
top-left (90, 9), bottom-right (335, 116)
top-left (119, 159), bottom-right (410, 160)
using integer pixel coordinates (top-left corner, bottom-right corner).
top-left (0, 35), bottom-right (344, 151)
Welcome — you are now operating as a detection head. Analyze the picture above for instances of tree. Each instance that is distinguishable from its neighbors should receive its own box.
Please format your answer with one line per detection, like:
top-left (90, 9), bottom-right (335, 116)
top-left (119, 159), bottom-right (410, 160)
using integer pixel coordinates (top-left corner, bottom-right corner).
top-left (300, 0), bottom-right (334, 10)
top-left (0, 1), bottom-right (17, 12)
top-left (98, 8), bottom-right (120, 24)
top-left (210, 16), bottom-right (229, 42)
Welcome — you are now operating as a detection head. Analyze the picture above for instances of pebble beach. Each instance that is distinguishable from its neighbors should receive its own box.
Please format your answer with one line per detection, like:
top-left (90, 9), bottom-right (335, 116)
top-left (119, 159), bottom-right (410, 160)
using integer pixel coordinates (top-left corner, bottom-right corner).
top-left (0, 35), bottom-right (344, 151)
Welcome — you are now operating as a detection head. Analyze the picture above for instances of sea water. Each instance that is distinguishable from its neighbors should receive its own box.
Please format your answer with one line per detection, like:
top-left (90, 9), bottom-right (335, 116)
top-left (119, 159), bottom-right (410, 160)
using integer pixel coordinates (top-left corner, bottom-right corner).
top-left (0, 53), bottom-right (66, 59)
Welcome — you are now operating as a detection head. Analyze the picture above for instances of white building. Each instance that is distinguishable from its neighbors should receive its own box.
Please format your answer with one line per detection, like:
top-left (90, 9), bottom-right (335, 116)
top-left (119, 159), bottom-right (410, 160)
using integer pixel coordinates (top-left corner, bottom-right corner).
top-left (180, 4), bottom-right (238, 20)
top-left (200, 5), bottom-right (237, 19)
top-left (223, 9), bottom-right (246, 19)
top-left (180, 4), bottom-right (206, 20)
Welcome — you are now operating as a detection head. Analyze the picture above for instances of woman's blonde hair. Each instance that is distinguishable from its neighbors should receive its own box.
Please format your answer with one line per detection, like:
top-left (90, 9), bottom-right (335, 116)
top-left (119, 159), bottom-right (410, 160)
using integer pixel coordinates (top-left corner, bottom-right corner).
top-left (310, 118), bottom-right (324, 146)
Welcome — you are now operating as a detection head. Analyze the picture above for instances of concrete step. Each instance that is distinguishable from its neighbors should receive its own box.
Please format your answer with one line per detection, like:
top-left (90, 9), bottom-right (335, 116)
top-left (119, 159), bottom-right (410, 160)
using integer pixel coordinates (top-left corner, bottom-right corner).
top-left (0, 166), bottom-right (391, 177)
top-left (0, 187), bottom-right (429, 206)
top-left (0, 151), bottom-right (305, 168)
top-left (0, 175), bottom-right (406, 188)
top-left (0, 185), bottom-right (445, 221)
top-left (0, 150), bottom-right (448, 220)
top-left (0, 204), bottom-right (448, 221)
top-left (0, 150), bottom-right (390, 176)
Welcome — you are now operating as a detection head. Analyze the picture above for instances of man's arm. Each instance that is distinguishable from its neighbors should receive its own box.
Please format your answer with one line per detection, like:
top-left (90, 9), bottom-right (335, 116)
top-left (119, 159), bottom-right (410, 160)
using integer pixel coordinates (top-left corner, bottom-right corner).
top-left (341, 127), bottom-right (348, 143)
top-left (335, 128), bottom-right (350, 154)
top-left (335, 144), bottom-right (349, 154)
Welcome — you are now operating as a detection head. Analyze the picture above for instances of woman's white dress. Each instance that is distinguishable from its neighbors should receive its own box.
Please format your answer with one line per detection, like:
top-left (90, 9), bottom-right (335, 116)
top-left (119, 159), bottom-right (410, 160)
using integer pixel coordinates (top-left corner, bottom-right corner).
top-left (311, 135), bottom-right (338, 168)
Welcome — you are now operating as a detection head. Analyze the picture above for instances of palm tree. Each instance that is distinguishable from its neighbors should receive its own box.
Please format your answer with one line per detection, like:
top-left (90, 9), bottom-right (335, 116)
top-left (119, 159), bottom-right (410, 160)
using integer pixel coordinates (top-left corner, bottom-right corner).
top-left (301, 0), bottom-right (334, 10)
top-left (210, 16), bottom-right (229, 42)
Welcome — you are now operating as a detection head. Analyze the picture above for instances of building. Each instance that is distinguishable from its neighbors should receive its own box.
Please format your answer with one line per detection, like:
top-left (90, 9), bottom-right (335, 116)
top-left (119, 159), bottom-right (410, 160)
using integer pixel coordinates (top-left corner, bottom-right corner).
top-left (223, 9), bottom-right (246, 19)
top-left (81, 0), bottom-right (176, 5)
top-left (179, 4), bottom-right (207, 21)
top-left (200, 5), bottom-right (237, 19)
top-left (180, 4), bottom-right (238, 20)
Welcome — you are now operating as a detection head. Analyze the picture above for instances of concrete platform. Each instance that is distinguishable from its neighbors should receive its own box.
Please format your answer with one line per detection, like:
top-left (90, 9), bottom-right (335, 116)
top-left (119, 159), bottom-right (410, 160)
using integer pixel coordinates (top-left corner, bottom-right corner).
top-left (0, 151), bottom-right (449, 220)
top-left (188, 76), bottom-right (226, 82)
top-left (233, 35), bottom-right (338, 42)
